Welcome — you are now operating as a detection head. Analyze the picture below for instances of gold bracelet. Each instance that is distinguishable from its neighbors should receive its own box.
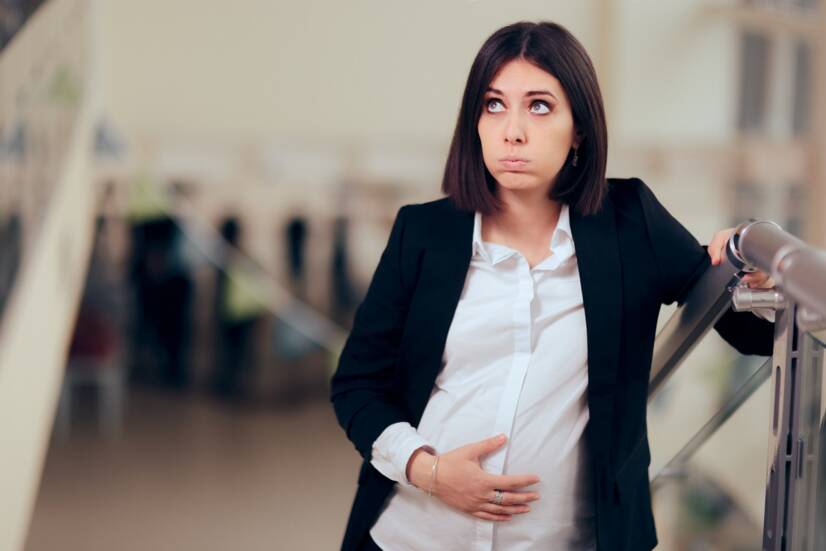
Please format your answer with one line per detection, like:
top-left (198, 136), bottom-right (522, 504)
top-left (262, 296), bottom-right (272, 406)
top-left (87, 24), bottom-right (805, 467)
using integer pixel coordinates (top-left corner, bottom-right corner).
top-left (427, 454), bottom-right (440, 497)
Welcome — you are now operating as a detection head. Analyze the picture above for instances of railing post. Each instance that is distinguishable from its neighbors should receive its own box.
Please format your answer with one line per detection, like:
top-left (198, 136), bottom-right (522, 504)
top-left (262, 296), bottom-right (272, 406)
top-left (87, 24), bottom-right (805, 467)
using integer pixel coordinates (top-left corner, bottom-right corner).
top-left (762, 304), bottom-right (823, 550)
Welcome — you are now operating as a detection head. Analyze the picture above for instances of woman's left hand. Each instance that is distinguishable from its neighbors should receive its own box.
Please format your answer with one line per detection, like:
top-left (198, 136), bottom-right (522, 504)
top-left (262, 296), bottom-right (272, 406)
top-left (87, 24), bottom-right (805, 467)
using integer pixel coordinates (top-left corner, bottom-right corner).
top-left (708, 227), bottom-right (775, 289)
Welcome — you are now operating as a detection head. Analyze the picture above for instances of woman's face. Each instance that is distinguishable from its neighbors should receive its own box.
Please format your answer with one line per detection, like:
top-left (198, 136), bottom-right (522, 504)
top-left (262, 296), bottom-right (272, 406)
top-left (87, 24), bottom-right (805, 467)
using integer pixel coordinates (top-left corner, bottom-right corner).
top-left (477, 58), bottom-right (579, 198)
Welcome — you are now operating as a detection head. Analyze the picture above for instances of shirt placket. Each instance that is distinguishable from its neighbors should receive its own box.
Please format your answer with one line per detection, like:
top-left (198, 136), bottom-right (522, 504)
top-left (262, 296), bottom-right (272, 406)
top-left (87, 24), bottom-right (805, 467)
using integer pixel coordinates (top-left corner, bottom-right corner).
top-left (474, 257), bottom-right (536, 551)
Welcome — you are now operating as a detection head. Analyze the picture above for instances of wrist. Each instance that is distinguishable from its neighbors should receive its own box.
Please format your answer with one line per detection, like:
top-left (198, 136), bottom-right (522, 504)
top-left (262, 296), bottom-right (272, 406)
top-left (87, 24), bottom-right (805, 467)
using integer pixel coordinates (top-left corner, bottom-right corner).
top-left (406, 447), bottom-right (435, 489)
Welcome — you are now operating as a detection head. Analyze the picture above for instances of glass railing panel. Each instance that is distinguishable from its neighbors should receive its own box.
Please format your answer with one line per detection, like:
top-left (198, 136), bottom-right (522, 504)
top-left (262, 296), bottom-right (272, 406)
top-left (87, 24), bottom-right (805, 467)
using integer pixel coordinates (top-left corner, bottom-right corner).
top-left (650, 358), bottom-right (772, 550)
top-left (648, 323), bottom-right (771, 479)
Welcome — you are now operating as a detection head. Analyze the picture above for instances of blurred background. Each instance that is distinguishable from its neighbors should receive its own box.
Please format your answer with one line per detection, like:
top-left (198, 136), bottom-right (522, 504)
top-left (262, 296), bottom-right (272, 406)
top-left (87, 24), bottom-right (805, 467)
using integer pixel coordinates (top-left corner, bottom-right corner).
top-left (0, 0), bottom-right (824, 550)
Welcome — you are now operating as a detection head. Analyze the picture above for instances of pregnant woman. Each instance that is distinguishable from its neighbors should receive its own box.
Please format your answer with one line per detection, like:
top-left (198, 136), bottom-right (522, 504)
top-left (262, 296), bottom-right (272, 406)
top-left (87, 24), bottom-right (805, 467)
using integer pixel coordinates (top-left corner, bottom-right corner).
top-left (330, 20), bottom-right (774, 551)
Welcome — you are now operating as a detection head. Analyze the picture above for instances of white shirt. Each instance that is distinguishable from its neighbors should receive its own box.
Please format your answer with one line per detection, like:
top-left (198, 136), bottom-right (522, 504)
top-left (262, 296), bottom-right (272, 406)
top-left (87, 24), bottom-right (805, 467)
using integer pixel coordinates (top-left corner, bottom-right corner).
top-left (369, 203), bottom-right (596, 551)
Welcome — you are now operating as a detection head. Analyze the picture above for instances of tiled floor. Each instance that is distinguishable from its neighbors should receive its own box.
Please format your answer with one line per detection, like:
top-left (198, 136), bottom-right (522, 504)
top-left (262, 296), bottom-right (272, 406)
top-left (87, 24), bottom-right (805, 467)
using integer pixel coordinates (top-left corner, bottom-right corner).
top-left (24, 386), bottom-right (361, 551)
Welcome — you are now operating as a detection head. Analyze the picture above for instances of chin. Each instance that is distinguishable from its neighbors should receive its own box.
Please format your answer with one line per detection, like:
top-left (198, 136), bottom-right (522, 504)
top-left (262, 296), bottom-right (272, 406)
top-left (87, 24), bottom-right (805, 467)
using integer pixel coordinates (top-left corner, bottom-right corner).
top-left (494, 172), bottom-right (542, 190)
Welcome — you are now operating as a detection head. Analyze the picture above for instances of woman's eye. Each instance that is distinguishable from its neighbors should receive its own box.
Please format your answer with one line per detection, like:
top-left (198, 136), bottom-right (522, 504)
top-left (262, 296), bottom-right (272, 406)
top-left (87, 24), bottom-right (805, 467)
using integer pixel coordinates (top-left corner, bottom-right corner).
top-left (486, 99), bottom-right (504, 113)
top-left (530, 101), bottom-right (551, 114)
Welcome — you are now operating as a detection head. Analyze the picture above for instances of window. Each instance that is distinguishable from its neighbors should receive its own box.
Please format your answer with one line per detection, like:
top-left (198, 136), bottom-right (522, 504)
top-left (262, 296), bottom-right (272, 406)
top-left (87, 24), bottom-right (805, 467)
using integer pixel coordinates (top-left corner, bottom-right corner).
top-left (791, 40), bottom-right (812, 136)
top-left (737, 32), bottom-right (772, 133)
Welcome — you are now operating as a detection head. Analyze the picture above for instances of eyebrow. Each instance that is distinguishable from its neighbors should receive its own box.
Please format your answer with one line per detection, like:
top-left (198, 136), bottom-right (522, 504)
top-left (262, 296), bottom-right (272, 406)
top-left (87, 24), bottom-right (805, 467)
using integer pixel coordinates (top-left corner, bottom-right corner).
top-left (486, 87), bottom-right (558, 101)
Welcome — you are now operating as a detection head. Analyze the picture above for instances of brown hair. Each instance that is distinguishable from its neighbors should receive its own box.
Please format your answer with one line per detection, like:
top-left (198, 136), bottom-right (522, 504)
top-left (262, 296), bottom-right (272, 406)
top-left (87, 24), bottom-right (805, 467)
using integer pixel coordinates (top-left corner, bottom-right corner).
top-left (441, 21), bottom-right (608, 216)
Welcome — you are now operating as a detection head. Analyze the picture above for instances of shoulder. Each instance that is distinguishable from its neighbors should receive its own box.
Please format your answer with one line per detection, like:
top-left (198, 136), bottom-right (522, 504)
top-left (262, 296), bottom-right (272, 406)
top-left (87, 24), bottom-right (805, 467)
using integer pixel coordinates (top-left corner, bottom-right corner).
top-left (397, 196), bottom-right (471, 231)
top-left (392, 196), bottom-right (472, 253)
top-left (397, 182), bottom-right (655, 217)
top-left (606, 176), bottom-right (647, 206)
top-left (605, 176), bottom-right (669, 224)
top-left (399, 196), bottom-right (463, 218)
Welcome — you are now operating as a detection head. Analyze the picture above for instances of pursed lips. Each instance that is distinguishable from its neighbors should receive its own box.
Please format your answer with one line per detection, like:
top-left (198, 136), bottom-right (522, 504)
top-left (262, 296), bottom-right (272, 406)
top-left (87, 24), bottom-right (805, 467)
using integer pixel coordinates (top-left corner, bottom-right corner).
top-left (500, 157), bottom-right (530, 170)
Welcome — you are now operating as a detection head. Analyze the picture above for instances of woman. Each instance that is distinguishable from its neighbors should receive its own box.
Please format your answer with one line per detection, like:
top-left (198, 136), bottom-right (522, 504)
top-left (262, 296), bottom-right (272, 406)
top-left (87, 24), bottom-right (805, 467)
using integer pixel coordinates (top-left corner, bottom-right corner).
top-left (330, 21), bottom-right (774, 551)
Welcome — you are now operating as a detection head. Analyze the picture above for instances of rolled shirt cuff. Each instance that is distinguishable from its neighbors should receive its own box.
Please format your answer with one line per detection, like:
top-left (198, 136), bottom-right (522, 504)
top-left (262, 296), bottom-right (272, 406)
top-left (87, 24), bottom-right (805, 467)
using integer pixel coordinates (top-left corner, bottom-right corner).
top-left (370, 421), bottom-right (434, 486)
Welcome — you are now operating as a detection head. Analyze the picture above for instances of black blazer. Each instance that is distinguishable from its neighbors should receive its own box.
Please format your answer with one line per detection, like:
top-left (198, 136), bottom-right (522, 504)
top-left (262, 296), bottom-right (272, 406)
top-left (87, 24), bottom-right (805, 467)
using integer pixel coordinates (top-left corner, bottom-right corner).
top-left (330, 177), bottom-right (774, 551)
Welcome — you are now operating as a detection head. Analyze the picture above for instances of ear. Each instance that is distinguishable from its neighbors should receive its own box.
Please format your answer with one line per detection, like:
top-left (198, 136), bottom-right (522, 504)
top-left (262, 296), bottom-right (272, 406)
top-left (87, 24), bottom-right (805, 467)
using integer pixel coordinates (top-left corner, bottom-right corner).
top-left (573, 128), bottom-right (585, 149)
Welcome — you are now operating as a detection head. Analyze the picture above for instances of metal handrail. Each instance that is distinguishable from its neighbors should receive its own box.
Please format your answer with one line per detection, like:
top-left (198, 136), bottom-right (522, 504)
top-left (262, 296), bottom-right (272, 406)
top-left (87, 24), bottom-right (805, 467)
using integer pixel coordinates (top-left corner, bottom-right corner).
top-left (731, 219), bottom-right (826, 328)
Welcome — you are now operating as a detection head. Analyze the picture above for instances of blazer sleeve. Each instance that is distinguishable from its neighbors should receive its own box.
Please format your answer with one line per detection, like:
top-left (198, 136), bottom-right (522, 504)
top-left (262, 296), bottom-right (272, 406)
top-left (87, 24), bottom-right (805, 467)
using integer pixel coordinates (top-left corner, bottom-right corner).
top-left (329, 205), bottom-right (414, 461)
top-left (633, 177), bottom-right (774, 356)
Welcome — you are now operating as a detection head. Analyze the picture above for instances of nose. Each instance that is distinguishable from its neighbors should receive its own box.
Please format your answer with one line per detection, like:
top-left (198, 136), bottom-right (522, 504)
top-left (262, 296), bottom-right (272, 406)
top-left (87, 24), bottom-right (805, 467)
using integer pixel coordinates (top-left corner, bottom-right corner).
top-left (504, 111), bottom-right (526, 144)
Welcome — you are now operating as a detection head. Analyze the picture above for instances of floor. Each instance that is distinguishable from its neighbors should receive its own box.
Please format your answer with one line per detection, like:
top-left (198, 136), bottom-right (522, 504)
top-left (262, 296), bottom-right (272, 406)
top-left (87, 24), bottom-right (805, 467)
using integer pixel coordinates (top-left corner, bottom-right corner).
top-left (24, 386), bottom-right (360, 551)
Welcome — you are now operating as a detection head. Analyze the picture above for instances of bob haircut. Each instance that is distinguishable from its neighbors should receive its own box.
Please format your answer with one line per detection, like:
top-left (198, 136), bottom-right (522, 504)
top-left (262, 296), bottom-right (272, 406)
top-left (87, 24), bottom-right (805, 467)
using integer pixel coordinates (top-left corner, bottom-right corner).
top-left (442, 21), bottom-right (608, 217)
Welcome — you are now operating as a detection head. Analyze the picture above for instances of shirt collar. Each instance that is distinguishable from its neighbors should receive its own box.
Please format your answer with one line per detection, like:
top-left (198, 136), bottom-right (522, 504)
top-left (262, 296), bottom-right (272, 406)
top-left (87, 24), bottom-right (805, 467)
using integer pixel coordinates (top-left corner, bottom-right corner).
top-left (471, 203), bottom-right (575, 269)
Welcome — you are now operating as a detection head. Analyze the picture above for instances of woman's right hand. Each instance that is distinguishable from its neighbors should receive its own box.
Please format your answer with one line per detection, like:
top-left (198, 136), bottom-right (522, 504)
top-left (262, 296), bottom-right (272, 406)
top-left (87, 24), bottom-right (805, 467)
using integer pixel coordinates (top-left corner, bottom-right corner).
top-left (406, 434), bottom-right (541, 521)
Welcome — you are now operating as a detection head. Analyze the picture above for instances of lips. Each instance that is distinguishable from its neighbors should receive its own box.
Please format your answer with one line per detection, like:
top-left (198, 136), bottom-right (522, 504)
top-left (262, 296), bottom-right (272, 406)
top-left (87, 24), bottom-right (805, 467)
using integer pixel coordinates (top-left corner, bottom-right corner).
top-left (500, 158), bottom-right (529, 170)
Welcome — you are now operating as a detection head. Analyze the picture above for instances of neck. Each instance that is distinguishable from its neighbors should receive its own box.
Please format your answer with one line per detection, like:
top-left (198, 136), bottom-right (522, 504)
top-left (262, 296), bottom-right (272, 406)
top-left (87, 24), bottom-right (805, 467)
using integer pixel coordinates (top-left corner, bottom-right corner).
top-left (487, 187), bottom-right (562, 243)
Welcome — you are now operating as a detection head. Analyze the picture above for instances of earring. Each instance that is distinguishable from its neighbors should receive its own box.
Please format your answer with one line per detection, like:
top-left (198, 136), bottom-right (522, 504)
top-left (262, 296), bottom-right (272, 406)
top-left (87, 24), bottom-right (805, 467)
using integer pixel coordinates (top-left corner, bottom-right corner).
top-left (572, 148), bottom-right (579, 167)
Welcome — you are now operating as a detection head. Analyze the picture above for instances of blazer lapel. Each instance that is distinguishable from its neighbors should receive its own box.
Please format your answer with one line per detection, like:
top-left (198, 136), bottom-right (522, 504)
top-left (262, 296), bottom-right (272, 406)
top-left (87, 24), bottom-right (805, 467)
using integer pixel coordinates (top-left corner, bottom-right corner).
top-left (408, 204), bottom-right (474, 421)
top-left (570, 197), bottom-right (623, 394)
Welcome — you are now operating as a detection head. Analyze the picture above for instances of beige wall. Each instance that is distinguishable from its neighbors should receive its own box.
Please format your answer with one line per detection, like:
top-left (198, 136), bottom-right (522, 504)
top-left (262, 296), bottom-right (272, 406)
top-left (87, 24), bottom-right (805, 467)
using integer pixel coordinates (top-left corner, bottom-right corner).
top-left (96, 1), bottom-right (758, 248)
top-left (99, 0), bottom-right (601, 145)
top-left (611, 0), bottom-right (738, 146)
